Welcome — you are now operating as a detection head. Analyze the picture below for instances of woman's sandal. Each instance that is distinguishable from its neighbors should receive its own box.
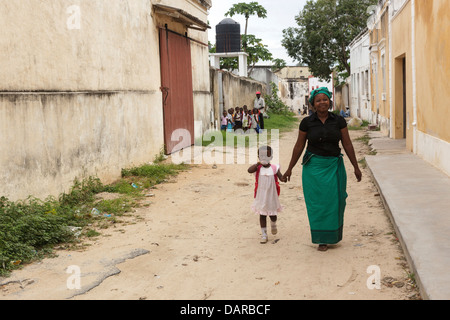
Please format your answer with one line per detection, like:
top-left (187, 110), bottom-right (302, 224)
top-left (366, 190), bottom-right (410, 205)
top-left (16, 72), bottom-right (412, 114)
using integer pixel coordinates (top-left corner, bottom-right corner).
top-left (318, 244), bottom-right (328, 251)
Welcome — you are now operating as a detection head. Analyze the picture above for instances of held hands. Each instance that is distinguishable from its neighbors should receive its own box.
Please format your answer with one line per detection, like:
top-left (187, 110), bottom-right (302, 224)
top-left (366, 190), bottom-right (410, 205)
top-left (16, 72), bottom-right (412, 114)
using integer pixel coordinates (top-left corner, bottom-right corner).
top-left (282, 169), bottom-right (292, 183)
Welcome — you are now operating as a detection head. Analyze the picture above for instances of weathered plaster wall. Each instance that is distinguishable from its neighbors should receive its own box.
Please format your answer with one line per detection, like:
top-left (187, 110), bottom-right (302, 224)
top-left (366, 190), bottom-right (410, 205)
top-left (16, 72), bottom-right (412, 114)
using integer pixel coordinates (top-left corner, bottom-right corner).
top-left (0, 0), bottom-right (212, 200)
top-left (210, 68), bottom-right (264, 126)
top-left (391, 0), bottom-right (413, 148)
top-left (0, 0), bottom-right (159, 91)
top-left (414, 0), bottom-right (450, 175)
top-left (0, 92), bottom-right (163, 200)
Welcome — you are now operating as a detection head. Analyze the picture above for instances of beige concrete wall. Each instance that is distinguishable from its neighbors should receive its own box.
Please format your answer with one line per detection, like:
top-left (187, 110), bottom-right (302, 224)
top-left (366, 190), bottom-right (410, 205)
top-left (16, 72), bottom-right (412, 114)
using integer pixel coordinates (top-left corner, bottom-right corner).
top-left (415, 0), bottom-right (450, 142)
top-left (0, 92), bottom-right (164, 201)
top-left (0, 0), bottom-right (159, 91)
top-left (210, 68), bottom-right (265, 126)
top-left (365, 0), bottom-right (450, 175)
top-left (414, 0), bottom-right (450, 175)
top-left (191, 41), bottom-right (213, 135)
top-left (0, 0), bottom-right (212, 200)
top-left (221, 71), bottom-right (265, 112)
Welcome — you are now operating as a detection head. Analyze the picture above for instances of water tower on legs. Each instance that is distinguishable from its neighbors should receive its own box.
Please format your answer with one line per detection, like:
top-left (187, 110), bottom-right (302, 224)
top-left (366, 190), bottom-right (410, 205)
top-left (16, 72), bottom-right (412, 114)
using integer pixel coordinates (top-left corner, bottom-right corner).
top-left (210, 18), bottom-right (248, 77)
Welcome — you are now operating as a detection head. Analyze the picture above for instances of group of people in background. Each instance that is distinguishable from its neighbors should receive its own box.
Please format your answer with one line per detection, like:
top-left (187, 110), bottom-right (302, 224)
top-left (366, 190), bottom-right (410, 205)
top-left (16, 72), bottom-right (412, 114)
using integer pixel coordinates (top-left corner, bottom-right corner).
top-left (221, 106), bottom-right (261, 133)
top-left (220, 91), bottom-right (266, 134)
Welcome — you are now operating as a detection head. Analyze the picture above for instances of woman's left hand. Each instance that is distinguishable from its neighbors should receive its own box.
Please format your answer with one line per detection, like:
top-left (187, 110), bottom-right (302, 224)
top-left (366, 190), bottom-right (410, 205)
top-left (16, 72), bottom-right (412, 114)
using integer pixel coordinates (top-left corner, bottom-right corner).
top-left (354, 167), bottom-right (362, 182)
top-left (282, 168), bottom-right (292, 182)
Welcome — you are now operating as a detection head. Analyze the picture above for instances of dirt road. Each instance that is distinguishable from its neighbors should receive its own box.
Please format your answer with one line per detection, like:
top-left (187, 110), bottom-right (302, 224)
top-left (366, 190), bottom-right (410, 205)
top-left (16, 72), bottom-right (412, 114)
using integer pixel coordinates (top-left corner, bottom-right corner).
top-left (1, 122), bottom-right (419, 300)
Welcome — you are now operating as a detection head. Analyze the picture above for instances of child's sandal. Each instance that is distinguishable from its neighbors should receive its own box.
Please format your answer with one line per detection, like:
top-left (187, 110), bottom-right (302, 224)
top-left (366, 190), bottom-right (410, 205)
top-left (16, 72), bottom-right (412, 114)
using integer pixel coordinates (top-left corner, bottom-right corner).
top-left (260, 235), bottom-right (268, 244)
top-left (271, 226), bottom-right (277, 235)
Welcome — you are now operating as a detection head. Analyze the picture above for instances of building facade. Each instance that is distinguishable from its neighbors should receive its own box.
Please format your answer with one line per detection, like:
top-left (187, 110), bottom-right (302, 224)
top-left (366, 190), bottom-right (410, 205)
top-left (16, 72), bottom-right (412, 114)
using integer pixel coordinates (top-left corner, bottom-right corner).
top-left (412, 0), bottom-right (450, 175)
top-left (369, 0), bottom-right (391, 136)
top-left (275, 67), bottom-right (311, 112)
top-left (350, 0), bottom-right (450, 176)
top-left (349, 28), bottom-right (372, 121)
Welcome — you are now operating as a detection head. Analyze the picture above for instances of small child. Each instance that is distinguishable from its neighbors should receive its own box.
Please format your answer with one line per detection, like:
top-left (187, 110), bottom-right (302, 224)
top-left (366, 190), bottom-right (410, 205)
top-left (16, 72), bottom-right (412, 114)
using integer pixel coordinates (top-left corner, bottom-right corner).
top-left (242, 107), bottom-right (249, 132)
top-left (250, 108), bottom-right (260, 134)
top-left (221, 111), bottom-right (228, 131)
top-left (248, 146), bottom-right (287, 243)
top-left (234, 106), bottom-right (242, 130)
top-left (227, 108), bottom-right (234, 132)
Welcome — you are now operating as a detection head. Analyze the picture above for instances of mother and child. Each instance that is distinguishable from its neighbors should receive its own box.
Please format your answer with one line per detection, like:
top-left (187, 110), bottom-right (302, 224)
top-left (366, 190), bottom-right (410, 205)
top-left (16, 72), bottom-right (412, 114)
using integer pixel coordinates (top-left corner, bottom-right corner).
top-left (248, 87), bottom-right (362, 250)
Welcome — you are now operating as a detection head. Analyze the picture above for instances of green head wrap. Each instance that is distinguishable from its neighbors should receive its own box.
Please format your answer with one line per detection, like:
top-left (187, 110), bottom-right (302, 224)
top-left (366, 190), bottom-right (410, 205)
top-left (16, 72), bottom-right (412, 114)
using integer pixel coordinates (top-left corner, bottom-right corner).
top-left (309, 87), bottom-right (333, 105)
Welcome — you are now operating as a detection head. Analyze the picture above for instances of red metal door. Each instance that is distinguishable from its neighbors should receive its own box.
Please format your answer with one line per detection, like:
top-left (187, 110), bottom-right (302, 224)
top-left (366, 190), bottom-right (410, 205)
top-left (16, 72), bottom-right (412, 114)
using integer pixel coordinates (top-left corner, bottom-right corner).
top-left (159, 28), bottom-right (195, 154)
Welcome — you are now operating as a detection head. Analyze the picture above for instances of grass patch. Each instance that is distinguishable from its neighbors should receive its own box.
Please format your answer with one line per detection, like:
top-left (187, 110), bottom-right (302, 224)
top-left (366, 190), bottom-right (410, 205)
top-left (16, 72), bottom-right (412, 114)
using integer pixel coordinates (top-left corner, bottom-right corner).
top-left (348, 120), bottom-right (370, 130)
top-left (356, 133), bottom-right (371, 145)
top-left (264, 112), bottom-right (299, 132)
top-left (355, 132), bottom-right (377, 156)
top-left (0, 161), bottom-right (188, 276)
top-left (358, 158), bottom-right (367, 169)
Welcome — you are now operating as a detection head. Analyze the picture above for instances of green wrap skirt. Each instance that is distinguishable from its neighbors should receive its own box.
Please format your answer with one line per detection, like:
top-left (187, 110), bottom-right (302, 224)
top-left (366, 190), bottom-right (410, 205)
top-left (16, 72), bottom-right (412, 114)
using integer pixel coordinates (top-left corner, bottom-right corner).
top-left (302, 151), bottom-right (348, 245)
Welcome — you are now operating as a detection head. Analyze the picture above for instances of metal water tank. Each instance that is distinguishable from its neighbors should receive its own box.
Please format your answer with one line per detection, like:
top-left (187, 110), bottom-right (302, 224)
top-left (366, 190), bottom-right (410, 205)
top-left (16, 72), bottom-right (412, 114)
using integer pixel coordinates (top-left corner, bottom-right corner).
top-left (215, 18), bottom-right (241, 53)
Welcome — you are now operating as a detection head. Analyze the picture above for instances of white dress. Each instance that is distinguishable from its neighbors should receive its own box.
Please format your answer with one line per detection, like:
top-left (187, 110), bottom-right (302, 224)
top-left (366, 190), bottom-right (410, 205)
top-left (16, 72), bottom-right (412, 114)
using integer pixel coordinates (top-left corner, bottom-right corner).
top-left (252, 165), bottom-right (283, 216)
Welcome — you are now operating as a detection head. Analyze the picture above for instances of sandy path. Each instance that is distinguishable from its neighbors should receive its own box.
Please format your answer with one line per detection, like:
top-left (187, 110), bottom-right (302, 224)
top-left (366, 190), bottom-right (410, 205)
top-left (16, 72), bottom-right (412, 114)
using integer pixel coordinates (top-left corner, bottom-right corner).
top-left (1, 120), bottom-right (419, 300)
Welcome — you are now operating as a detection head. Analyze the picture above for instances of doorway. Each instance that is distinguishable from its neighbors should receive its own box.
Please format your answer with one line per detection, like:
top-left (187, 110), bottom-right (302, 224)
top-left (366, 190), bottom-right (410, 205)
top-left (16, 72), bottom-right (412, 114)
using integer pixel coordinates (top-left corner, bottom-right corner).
top-left (402, 57), bottom-right (406, 138)
top-left (394, 55), bottom-right (407, 139)
top-left (159, 28), bottom-right (195, 154)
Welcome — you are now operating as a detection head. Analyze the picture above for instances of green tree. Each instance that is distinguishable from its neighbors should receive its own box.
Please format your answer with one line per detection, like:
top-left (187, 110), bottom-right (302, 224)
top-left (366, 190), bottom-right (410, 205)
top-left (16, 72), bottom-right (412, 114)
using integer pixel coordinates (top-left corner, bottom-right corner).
top-left (264, 82), bottom-right (289, 115)
top-left (225, 2), bottom-right (268, 50)
top-left (271, 58), bottom-right (287, 72)
top-left (242, 34), bottom-right (273, 72)
top-left (282, 0), bottom-right (376, 81)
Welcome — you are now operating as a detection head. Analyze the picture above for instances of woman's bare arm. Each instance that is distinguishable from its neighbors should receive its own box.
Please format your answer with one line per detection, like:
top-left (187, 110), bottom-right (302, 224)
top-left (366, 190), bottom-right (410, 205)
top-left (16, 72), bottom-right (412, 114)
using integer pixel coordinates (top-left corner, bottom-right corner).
top-left (283, 130), bottom-right (307, 182)
top-left (341, 127), bottom-right (362, 182)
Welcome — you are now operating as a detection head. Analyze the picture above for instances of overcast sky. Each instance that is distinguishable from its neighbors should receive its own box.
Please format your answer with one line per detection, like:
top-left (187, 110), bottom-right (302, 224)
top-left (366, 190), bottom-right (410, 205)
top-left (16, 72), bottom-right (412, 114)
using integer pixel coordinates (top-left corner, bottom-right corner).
top-left (207, 0), bottom-right (308, 66)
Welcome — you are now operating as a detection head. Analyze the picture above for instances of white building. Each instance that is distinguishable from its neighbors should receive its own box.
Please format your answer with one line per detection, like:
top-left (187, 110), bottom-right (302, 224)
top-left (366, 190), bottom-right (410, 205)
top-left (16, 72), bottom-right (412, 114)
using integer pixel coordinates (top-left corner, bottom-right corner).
top-left (349, 28), bottom-right (372, 121)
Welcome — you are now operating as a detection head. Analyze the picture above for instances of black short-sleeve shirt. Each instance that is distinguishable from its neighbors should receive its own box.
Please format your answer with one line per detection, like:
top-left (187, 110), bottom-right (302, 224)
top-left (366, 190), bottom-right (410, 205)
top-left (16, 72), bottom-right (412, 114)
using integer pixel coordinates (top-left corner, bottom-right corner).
top-left (299, 112), bottom-right (347, 157)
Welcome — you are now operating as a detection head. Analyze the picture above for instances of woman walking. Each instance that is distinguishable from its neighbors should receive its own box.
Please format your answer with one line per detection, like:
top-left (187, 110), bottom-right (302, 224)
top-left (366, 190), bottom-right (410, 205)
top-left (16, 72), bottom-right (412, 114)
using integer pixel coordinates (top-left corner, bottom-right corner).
top-left (283, 87), bottom-right (362, 251)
